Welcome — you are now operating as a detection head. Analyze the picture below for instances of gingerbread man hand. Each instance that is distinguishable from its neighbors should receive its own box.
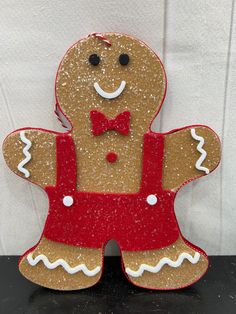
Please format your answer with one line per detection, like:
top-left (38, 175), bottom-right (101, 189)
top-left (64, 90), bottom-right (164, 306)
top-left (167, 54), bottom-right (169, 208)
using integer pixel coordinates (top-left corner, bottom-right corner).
top-left (163, 126), bottom-right (221, 191)
top-left (3, 129), bottom-right (56, 188)
top-left (3, 33), bottom-right (221, 291)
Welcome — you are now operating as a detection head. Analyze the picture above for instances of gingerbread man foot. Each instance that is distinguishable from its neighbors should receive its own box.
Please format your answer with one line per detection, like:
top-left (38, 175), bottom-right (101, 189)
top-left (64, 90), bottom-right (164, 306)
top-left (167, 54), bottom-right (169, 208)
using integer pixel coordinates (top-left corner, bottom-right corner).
top-left (19, 238), bottom-right (103, 290)
top-left (122, 237), bottom-right (208, 290)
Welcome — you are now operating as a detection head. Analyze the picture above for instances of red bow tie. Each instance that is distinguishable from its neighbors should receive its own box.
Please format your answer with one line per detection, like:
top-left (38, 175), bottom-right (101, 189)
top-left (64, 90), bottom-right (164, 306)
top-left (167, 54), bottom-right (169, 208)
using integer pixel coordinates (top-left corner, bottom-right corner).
top-left (90, 110), bottom-right (131, 136)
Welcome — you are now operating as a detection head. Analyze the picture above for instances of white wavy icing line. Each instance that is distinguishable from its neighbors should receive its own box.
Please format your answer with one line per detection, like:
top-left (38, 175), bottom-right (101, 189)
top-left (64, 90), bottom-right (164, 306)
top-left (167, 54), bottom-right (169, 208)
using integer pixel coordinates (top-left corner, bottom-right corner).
top-left (190, 128), bottom-right (210, 174)
top-left (17, 131), bottom-right (32, 178)
top-left (27, 253), bottom-right (101, 276)
top-left (125, 252), bottom-right (200, 278)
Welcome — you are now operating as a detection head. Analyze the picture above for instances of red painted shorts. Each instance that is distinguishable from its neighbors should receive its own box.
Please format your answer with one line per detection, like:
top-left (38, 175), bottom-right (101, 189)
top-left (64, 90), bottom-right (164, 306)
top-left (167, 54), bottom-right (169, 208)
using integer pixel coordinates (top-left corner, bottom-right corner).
top-left (43, 133), bottom-right (180, 251)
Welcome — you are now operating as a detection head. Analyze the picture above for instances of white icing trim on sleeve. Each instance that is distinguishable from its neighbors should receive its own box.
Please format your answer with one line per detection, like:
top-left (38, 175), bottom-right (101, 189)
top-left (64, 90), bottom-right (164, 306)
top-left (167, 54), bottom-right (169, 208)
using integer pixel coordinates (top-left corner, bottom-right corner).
top-left (190, 128), bottom-right (210, 174)
top-left (125, 252), bottom-right (200, 278)
top-left (17, 131), bottom-right (32, 178)
top-left (27, 253), bottom-right (101, 276)
top-left (94, 80), bottom-right (126, 99)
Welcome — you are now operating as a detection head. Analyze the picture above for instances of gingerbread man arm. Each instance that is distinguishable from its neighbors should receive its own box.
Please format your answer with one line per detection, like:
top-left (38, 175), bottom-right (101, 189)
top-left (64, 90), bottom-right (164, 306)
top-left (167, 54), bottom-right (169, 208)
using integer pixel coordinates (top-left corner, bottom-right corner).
top-left (2, 128), bottom-right (57, 189)
top-left (162, 126), bottom-right (221, 191)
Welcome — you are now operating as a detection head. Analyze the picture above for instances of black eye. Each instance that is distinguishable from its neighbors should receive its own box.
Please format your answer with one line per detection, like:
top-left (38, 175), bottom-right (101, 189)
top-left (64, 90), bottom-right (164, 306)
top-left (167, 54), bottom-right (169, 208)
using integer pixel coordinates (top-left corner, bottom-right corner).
top-left (89, 54), bottom-right (100, 66)
top-left (119, 53), bottom-right (129, 65)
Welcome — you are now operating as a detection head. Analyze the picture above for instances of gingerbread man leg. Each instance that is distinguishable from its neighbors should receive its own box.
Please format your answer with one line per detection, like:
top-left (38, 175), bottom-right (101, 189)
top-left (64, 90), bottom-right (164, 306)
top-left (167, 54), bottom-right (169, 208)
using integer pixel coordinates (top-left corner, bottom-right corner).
top-left (19, 238), bottom-right (103, 290)
top-left (121, 237), bottom-right (208, 290)
top-left (121, 126), bottom-right (220, 290)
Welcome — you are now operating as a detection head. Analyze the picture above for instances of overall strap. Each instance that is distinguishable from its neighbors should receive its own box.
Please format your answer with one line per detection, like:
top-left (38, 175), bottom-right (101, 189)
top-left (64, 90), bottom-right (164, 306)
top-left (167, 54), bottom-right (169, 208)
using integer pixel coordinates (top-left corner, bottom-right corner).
top-left (56, 134), bottom-right (77, 191)
top-left (140, 132), bottom-right (165, 193)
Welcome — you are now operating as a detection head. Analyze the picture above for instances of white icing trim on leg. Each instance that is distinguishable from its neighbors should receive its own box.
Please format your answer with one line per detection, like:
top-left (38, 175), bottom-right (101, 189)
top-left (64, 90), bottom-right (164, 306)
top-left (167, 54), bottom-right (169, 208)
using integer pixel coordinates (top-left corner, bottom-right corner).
top-left (190, 128), bottom-right (210, 174)
top-left (17, 131), bottom-right (32, 178)
top-left (125, 252), bottom-right (201, 278)
top-left (26, 253), bottom-right (101, 276)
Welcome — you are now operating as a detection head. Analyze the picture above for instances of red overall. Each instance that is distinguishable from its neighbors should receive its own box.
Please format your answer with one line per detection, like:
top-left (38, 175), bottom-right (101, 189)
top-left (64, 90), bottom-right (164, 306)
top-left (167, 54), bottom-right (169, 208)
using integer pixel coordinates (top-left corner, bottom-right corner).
top-left (43, 132), bottom-right (180, 251)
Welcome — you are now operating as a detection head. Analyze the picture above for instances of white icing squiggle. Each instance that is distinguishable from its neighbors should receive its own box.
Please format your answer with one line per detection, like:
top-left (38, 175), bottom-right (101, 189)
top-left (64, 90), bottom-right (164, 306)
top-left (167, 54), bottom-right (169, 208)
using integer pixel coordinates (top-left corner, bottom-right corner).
top-left (17, 131), bottom-right (32, 178)
top-left (125, 252), bottom-right (200, 277)
top-left (190, 128), bottom-right (209, 174)
top-left (27, 253), bottom-right (101, 276)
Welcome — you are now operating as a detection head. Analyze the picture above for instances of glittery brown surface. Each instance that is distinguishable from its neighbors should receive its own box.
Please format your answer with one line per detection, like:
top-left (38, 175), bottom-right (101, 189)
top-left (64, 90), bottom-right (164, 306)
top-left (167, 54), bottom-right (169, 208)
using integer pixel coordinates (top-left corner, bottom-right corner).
top-left (19, 237), bottom-right (102, 290)
top-left (163, 127), bottom-right (221, 190)
top-left (2, 33), bottom-right (221, 291)
top-left (3, 131), bottom-right (56, 188)
top-left (122, 237), bottom-right (208, 289)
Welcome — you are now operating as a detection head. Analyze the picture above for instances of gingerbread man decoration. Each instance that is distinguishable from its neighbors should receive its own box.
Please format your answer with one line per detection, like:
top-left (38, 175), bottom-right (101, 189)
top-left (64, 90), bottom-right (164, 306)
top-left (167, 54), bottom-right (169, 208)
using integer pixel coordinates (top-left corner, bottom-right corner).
top-left (3, 33), bottom-right (221, 290)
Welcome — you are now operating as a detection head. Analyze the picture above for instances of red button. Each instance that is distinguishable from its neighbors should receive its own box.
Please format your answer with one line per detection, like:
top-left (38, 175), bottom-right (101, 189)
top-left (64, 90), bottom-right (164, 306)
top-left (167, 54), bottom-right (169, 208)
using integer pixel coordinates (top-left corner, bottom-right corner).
top-left (106, 152), bottom-right (118, 163)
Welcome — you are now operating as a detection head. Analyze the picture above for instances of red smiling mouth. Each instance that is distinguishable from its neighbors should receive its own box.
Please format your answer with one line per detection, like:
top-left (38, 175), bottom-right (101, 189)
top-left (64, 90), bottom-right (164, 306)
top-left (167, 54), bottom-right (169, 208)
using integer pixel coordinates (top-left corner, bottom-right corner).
top-left (94, 81), bottom-right (126, 99)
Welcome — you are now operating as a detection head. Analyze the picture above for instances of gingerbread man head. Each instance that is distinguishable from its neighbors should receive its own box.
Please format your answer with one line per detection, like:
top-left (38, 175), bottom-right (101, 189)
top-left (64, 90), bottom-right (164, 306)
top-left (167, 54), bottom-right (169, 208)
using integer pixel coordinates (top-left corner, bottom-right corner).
top-left (55, 33), bottom-right (166, 135)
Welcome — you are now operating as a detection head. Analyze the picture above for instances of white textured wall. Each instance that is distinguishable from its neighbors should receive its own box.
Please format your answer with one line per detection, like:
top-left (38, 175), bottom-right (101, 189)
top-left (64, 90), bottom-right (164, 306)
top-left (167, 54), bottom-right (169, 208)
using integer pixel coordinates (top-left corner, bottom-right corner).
top-left (0, 0), bottom-right (235, 255)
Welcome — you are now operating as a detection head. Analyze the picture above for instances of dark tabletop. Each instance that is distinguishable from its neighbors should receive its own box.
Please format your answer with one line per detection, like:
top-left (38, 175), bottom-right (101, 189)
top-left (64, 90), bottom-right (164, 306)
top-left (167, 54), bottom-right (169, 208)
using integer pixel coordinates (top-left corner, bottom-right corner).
top-left (0, 256), bottom-right (236, 314)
